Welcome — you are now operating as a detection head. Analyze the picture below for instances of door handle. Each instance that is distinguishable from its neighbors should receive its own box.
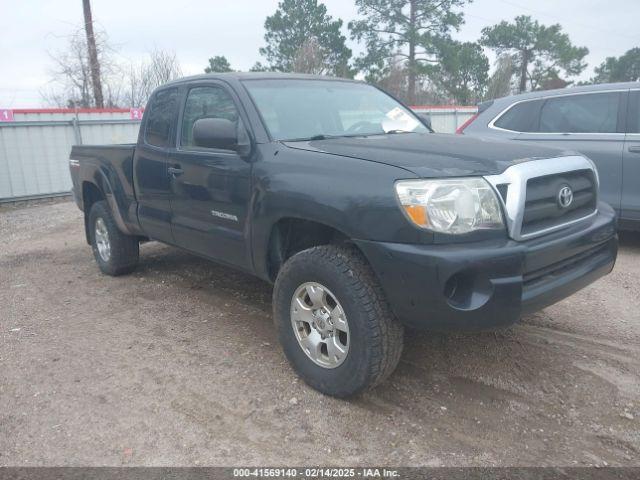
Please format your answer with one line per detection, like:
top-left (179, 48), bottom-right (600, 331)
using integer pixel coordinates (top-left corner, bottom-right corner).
top-left (168, 166), bottom-right (184, 176)
top-left (628, 146), bottom-right (640, 154)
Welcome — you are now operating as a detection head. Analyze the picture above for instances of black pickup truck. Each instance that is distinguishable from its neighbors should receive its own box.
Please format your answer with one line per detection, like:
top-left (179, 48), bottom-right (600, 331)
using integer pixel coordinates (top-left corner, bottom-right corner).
top-left (69, 73), bottom-right (617, 397)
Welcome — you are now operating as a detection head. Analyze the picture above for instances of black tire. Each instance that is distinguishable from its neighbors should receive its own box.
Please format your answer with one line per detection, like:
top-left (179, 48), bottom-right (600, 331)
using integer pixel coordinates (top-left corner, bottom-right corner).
top-left (88, 200), bottom-right (139, 276)
top-left (273, 244), bottom-right (404, 397)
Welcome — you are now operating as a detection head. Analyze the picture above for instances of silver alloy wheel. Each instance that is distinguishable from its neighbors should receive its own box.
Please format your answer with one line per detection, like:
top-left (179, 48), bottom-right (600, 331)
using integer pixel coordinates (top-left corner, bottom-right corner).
top-left (290, 282), bottom-right (350, 369)
top-left (94, 217), bottom-right (111, 262)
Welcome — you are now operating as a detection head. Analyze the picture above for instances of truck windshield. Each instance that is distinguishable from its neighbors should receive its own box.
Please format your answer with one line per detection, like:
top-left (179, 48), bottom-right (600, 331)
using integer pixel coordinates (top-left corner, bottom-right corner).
top-left (242, 79), bottom-right (428, 141)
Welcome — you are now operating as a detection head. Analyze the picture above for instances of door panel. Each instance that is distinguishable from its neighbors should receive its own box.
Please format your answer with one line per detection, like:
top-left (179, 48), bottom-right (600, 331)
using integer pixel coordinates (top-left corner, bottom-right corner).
top-left (622, 91), bottom-right (640, 222)
top-left (133, 88), bottom-right (178, 243)
top-left (134, 146), bottom-right (173, 242)
top-left (168, 84), bottom-right (252, 269)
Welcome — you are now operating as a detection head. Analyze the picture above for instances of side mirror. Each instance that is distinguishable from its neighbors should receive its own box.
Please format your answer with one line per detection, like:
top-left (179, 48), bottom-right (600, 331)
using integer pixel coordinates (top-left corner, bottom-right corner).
top-left (417, 113), bottom-right (434, 132)
top-left (193, 118), bottom-right (238, 150)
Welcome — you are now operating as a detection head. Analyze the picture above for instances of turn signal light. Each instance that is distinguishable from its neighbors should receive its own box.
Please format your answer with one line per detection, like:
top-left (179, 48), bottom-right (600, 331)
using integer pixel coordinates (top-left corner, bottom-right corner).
top-left (402, 205), bottom-right (428, 227)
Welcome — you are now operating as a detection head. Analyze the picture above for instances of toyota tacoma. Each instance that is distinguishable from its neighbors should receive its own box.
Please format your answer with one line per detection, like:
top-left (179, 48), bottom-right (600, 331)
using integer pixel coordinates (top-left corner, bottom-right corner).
top-left (69, 73), bottom-right (618, 397)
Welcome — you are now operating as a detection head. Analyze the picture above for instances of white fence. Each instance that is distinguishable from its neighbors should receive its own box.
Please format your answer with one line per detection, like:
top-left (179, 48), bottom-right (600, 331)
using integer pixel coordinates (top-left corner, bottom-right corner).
top-left (0, 105), bottom-right (477, 202)
top-left (0, 109), bottom-right (141, 202)
top-left (412, 106), bottom-right (478, 134)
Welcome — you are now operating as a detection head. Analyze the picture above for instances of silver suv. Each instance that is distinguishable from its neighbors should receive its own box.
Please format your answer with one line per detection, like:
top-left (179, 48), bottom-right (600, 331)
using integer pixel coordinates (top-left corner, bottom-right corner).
top-left (459, 82), bottom-right (640, 230)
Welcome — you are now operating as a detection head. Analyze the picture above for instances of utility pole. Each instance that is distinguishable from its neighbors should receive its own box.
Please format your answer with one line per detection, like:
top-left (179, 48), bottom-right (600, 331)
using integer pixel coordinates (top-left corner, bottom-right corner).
top-left (82, 0), bottom-right (104, 108)
top-left (407, 0), bottom-right (417, 105)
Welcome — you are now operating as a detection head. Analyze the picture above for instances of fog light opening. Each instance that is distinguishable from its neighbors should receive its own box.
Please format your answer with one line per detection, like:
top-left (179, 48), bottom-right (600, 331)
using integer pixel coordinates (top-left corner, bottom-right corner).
top-left (444, 270), bottom-right (494, 311)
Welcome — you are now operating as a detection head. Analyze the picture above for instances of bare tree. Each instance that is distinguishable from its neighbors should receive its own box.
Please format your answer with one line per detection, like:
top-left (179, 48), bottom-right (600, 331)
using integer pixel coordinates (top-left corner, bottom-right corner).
top-left (103, 82), bottom-right (124, 108)
top-left (291, 37), bottom-right (332, 75)
top-left (147, 49), bottom-right (182, 87)
top-left (485, 54), bottom-right (515, 100)
top-left (82, 0), bottom-right (104, 107)
top-left (122, 50), bottom-right (182, 107)
top-left (43, 29), bottom-right (182, 109)
top-left (49, 33), bottom-right (92, 107)
top-left (375, 55), bottom-right (408, 100)
top-left (43, 28), bottom-right (118, 108)
top-left (122, 62), bottom-right (153, 108)
top-left (46, 2), bottom-right (180, 109)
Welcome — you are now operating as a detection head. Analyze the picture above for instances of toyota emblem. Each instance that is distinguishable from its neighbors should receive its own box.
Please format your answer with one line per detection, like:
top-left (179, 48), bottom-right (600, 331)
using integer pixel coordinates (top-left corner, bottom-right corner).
top-left (558, 185), bottom-right (574, 209)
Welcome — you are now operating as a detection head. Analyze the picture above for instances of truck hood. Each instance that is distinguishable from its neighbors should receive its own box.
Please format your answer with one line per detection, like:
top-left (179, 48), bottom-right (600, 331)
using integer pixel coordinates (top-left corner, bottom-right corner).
top-left (284, 132), bottom-right (572, 178)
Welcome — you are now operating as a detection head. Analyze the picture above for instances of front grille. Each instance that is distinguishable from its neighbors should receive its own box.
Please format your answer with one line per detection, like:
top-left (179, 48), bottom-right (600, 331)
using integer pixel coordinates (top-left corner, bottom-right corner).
top-left (484, 155), bottom-right (599, 241)
top-left (521, 169), bottom-right (597, 236)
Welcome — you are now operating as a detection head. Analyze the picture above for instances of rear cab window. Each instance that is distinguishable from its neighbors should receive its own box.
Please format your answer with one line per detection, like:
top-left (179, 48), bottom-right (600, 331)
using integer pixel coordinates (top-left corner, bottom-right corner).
top-left (144, 88), bottom-right (179, 147)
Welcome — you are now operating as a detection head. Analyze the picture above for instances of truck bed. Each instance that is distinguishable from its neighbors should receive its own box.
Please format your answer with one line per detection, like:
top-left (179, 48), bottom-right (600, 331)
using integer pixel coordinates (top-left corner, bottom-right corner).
top-left (69, 143), bottom-right (140, 235)
top-left (70, 144), bottom-right (136, 166)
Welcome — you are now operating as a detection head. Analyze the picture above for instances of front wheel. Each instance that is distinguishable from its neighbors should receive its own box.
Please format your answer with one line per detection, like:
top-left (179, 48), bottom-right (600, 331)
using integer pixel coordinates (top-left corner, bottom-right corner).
top-left (273, 245), bottom-right (404, 397)
top-left (88, 200), bottom-right (139, 276)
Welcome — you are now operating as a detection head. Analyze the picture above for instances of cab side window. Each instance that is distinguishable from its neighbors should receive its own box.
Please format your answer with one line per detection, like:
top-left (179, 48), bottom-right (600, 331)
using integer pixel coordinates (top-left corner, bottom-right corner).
top-left (181, 86), bottom-right (243, 148)
top-left (144, 88), bottom-right (178, 147)
top-left (539, 92), bottom-right (620, 133)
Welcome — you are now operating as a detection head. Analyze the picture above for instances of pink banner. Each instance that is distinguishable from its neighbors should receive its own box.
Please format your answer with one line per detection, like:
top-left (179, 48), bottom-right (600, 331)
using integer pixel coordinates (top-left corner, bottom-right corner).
top-left (0, 109), bottom-right (15, 122)
top-left (130, 108), bottom-right (144, 120)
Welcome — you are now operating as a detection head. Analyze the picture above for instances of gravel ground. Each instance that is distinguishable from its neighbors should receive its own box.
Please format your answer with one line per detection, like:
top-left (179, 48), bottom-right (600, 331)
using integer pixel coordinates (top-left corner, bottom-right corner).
top-left (1, 199), bottom-right (639, 467)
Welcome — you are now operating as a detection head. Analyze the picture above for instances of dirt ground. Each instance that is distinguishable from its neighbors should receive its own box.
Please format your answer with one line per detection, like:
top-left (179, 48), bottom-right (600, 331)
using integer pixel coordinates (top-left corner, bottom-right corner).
top-left (1, 199), bottom-right (638, 467)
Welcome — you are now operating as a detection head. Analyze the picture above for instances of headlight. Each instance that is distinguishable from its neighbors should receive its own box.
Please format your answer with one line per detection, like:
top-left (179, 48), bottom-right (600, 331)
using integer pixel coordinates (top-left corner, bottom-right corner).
top-left (395, 178), bottom-right (504, 234)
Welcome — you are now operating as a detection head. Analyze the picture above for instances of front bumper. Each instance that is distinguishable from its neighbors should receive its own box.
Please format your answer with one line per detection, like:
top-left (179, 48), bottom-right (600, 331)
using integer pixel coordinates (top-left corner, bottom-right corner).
top-left (355, 202), bottom-right (617, 331)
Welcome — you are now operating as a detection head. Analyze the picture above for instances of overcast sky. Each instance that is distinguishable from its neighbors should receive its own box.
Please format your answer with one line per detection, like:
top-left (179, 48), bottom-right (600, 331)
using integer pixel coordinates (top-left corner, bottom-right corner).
top-left (1, 0), bottom-right (639, 107)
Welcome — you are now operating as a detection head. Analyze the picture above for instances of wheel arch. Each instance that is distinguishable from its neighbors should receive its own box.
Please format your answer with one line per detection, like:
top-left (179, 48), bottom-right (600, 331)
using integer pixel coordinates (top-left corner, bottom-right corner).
top-left (81, 181), bottom-right (106, 244)
top-left (81, 170), bottom-right (133, 242)
top-left (264, 216), bottom-right (366, 282)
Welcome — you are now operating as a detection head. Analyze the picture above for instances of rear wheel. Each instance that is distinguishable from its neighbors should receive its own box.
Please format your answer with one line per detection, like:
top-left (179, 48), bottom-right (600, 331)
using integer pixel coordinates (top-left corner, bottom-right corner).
top-left (273, 245), bottom-right (404, 397)
top-left (88, 200), bottom-right (139, 276)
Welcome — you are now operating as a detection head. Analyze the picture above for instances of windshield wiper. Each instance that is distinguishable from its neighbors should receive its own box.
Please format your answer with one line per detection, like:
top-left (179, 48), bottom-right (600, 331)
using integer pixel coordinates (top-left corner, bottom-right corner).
top-left (385, 129), bottom-right (412, 134)
top-left (284, 133), bottom-right (354, 142)
top-left (284, 131), bottom-right (398, 142)
top-left (281, 134), bottom-right (335, 142)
